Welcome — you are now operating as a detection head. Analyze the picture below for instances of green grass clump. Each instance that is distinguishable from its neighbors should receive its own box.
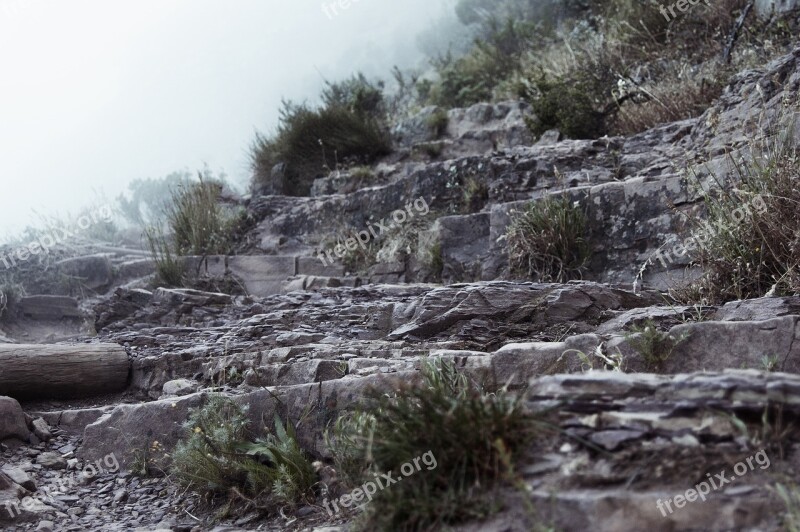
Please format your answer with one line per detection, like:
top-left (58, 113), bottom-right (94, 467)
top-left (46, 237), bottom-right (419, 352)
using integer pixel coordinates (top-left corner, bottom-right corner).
top-left (428, 18), bottom-right (536, 109)
top-left (776, 482), bottom-right (800, 532)
top-left (171, 394), bottom-right (315, 510)
top-left (677, 123), bottom-right (800, 303)
top-left (505, 193), bottom-right (590, 282)
top-left (324, 411), bottom-right (377, 489)
top-left (463, 176), bottom-right (489, 213)
top-left (425, 108), bottom-right (450, 138)
top-left (144, 225), bottom-right (185, 287)
top-left (251, 75), bottom-right (392, 196)
top-left (625, 320), bottom-right (689, 372)
top-left (144, 171), bottom-right (243, 287)
top-left (525, 74), bottom-right (607, 139)
top-left (345, 358), bottom-right (536, 530)
top-left (166, 176), bottom-right (240, 256)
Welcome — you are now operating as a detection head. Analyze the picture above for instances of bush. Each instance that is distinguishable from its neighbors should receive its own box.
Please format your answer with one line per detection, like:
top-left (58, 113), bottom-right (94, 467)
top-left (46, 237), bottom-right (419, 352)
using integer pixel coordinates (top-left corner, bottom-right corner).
top-left (676, 123), bottom-right (800, 303)
top-left (506, 193), bottom-right (590, 282)
top-left (171, 395), bottom-right (315, 510)
top-left (144, 225), bottom-right (185, 288)
top-left (463, 176), bottom-right (489, 213)
top-left (144, 171), bottom-right (242, 287)
top-left (526, 73), bottom-right (607, 139)
top-left (251, 75), bottom-right (392, 196)
top-left (348, 358), bottom-right (536, 530)
top-left (324, 411), bottom-right (377, 489)
top-left (166, 174), bottom-right (241, 256)
top-left (626, 320), bottom-right (689, 372)
top-left (428, 18), bottom-right (536, 109)
top-left (425, 108), bottom-right (450, 138)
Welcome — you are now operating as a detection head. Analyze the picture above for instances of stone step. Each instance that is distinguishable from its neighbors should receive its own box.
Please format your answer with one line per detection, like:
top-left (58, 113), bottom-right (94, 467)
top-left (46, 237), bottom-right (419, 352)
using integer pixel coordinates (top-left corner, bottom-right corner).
top-left (185, 255), bottom-right (345, 297)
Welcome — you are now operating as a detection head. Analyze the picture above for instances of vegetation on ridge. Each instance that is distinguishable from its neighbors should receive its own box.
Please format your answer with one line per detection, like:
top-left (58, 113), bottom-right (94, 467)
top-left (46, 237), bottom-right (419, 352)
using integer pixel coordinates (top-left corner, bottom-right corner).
top-left (250, 74), bottom-right (392, 196)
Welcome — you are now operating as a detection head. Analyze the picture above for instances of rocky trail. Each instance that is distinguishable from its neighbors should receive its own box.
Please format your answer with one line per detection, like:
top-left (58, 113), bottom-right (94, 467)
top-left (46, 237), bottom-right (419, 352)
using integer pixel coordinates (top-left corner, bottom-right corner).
top-left (2, 46), bottom-right (800, 532)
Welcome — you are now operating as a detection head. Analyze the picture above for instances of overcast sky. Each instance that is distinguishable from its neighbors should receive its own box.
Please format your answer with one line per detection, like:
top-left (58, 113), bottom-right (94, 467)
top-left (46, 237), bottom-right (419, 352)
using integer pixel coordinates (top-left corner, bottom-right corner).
top-left (0, 0), bottom-right (454, 238)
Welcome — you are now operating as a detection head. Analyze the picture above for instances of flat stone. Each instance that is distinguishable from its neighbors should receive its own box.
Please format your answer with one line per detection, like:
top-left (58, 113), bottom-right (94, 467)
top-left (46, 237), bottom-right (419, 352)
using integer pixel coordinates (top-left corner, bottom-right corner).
top-left (35, 452), bottom-right (67, 470)
top-left (1, 466), bottom-right (35, 491)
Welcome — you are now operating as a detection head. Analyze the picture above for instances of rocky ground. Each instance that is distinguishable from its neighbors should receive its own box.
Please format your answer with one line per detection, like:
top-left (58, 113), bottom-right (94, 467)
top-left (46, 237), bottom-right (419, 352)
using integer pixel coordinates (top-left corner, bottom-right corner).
top-left (1, 44), bottom-right (800, 532)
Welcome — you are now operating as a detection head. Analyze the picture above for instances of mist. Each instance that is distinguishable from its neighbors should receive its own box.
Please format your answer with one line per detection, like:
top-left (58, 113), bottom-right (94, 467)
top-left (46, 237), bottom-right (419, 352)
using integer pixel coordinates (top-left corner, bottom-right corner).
top-left (0, 0), bottom-right (457, 239)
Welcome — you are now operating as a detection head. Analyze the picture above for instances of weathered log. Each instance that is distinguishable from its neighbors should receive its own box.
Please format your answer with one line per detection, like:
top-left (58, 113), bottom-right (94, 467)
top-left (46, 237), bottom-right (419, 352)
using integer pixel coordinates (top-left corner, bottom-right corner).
top-left (0, 344), bottom-right (130, 399)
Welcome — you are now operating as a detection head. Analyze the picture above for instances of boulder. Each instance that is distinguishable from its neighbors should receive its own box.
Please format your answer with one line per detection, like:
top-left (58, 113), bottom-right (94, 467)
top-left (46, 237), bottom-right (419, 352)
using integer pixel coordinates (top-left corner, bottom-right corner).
top-left (0, 396), bottom-right (30, 442)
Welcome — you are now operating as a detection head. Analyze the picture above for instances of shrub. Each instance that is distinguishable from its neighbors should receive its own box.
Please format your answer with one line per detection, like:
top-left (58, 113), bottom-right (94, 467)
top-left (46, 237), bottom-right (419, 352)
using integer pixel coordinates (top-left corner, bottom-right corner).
top-left (171, 395), bottom-right (252, 496)
top-left (506, 193), bottom-right (590, 282)
top-left (166, 174), bottom-right (240, 256)
top-left (526, 74), bottom-right (607, 139)
top-left (676, 123), bottom-right (800, 303)
top-left (351, 358), bottom-right (536, 530)
top-left (324, 411), bottom-right (377, 489)
top-left (776, 482), bottom-right (800, 532)
top-left (509, 0), bottom-right (768, 139)
top-left (144, 172), bottom-right (243, 287)
top-left (421, 240), bottom-right (445, 282)
top-left (625, 320), bottom-right (689, 372)
top-left (251, 75), bottom-right (392, 197)
top-left (463, 176), bottom-right (489, 213)
top-left (414, 141), bottom-right (445, 159)
top-left (171, 395), bottom-right (315, 509)
top-left (426, 108), bottom-right (450, 138)
top-left (428, 18), bottom-right (536, 109)
top-left (144, 226), bottom-right (185, 288)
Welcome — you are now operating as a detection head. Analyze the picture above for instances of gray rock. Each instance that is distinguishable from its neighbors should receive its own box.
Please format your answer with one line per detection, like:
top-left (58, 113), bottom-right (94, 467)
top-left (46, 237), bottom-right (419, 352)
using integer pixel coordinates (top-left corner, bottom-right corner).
top-left (161, 379), bottom-right (199, 397)
top-left (428, 213), bottom-right (491, 283)
top-left (713, 296), bottom-right (800, 322)
top-left (31, 418), bottom-right (52, 441)
top-left (153, 288), bottom-right (233, 307)
top-left (35, 452), bottom-right (67, 470)
top-left (35, 520), bottom-right (55, 532)
top-left (0, 396), bottom-right (31, 442)
top-left (589, 429), bottom-right (646, 451)
top-left (1, 466), bottom-right (35, 491)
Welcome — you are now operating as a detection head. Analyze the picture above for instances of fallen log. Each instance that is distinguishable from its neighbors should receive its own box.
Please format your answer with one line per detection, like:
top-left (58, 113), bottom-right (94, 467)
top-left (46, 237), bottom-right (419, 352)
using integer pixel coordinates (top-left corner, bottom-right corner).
top-left (0, 344), bottom-right (130, 400)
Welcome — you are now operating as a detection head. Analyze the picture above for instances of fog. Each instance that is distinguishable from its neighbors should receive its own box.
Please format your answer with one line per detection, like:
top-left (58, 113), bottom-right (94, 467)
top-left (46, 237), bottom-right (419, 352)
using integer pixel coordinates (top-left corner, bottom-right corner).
top-left (0, 0), bottom-right (457, 238)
